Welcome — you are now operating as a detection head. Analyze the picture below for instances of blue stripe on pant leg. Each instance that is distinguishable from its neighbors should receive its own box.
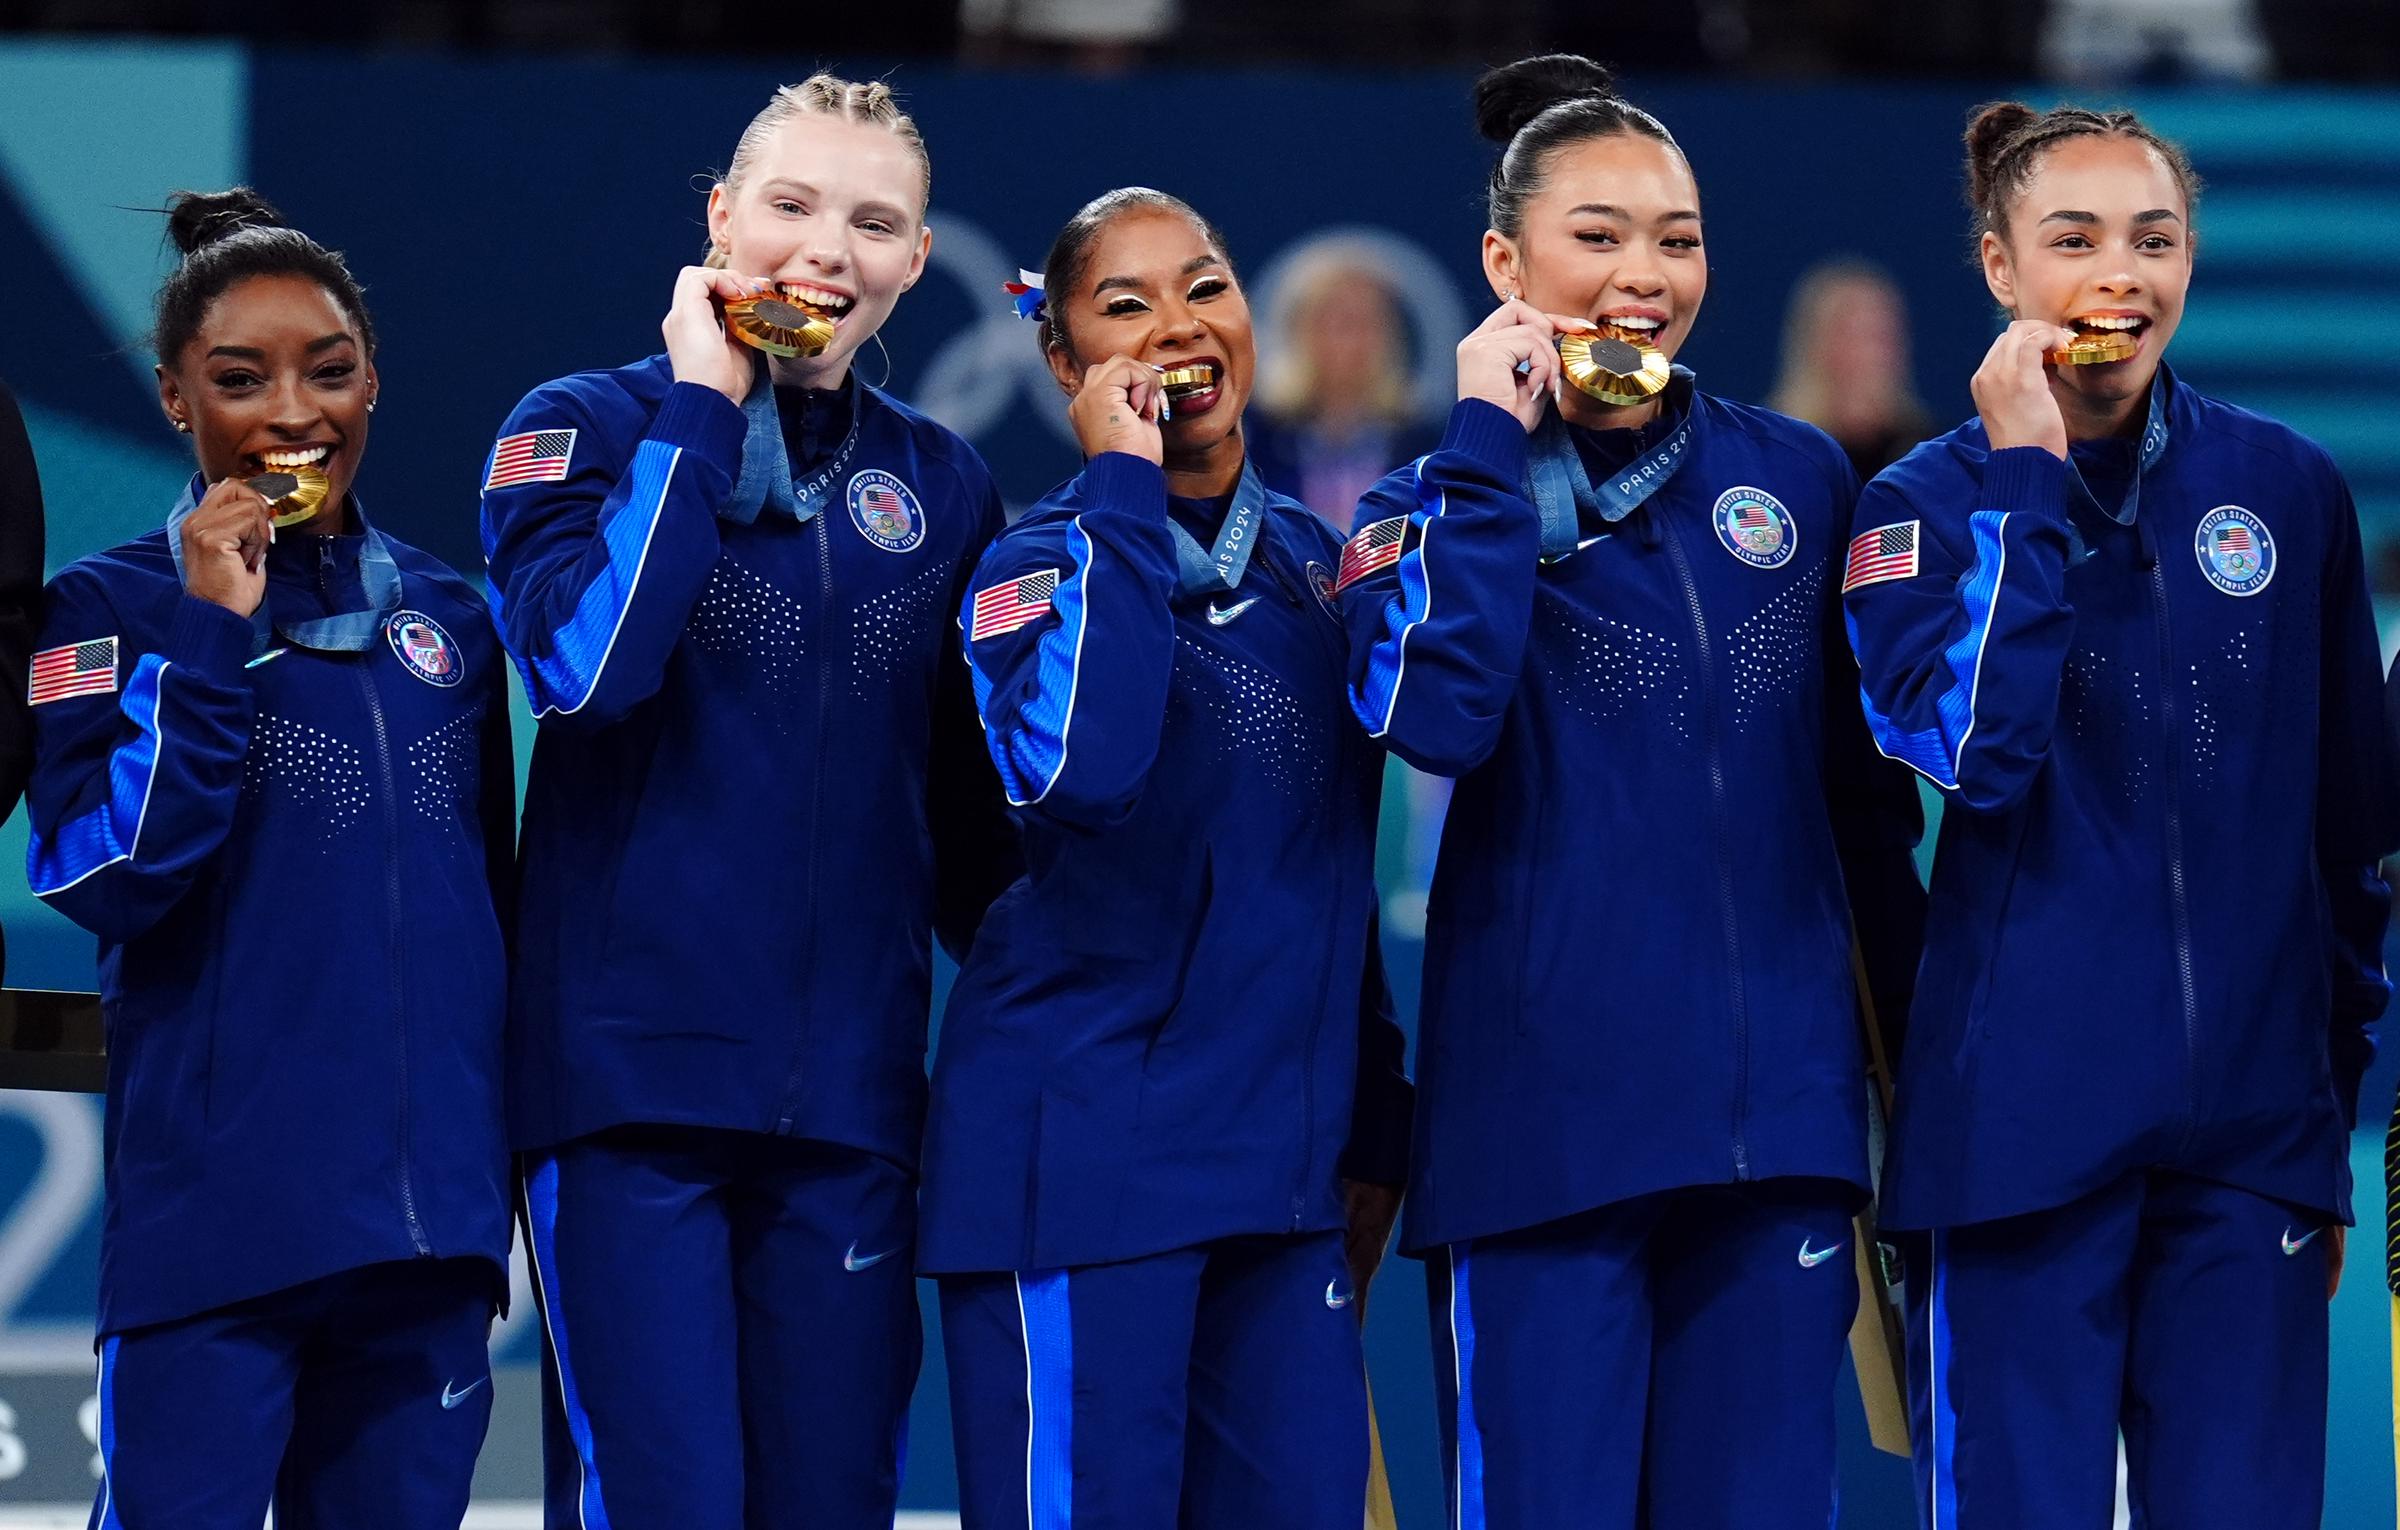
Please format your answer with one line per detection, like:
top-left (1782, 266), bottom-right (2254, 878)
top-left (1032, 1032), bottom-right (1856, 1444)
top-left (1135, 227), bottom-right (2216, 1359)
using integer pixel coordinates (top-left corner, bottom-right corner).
top-left (90, 1336), bottom-right (121, 1530)
top-left (1016, 1270), bottom-right (1073, 1530)
top-left (1929, 1229), bottom-right (1959, 1530)
top-left (1449, 1243), bottom-right (1485, 1530)
top-left (524, 1157), bottom-right (612, 1530)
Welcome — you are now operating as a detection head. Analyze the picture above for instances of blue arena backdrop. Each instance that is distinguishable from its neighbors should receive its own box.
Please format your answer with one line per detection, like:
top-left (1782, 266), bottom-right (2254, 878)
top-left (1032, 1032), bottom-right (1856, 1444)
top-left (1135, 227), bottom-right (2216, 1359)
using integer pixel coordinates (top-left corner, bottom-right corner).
top-left (0, 39), bottom-right (2397, 1525)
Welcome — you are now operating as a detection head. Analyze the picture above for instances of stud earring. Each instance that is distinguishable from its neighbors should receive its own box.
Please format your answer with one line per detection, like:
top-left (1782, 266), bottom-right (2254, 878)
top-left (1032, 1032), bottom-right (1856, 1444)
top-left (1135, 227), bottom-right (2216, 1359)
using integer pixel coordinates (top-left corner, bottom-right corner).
top-left (171, 417), bottom-right (189, 434)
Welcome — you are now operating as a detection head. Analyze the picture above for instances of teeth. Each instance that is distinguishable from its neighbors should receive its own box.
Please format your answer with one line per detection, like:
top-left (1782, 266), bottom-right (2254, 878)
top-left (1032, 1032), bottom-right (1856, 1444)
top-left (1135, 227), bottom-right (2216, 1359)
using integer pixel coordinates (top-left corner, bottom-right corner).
top-left (1603, 315), bottom-right (1663, 331)
top-left (260, 447), bottom-right (330, 468)
top-left (2076, 315), bottom-right (2144, 331)
top-left (784, 284), bottom-right (853, 312)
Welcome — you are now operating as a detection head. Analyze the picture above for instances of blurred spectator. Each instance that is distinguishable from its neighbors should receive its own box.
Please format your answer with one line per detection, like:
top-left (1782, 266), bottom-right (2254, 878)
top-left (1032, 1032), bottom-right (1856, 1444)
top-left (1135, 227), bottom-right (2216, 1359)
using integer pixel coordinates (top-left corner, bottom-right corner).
top-left (0, 377), bottom-right (45, 985)
top-left (2038, 0), bottom-right (2269, 82)
top-left (959, 0), bottom-right (1177, 68)
top-left (1247, 245), bottom-right (1439, 534)
top-left (1768, 259), bottom-right (1933, 484)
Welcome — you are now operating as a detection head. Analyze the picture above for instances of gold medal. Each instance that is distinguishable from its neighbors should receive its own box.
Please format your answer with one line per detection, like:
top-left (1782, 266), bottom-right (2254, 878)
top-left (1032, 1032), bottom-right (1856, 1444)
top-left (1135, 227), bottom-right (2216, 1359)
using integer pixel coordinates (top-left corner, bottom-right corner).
top-left (1154, 363), bottom-right (1216, 423)
top-left (723, 289), bottom-right (838, 359)
top-left (247, 463), bottom-right (331, 529)
top-left (1558, 328), bottom-right (1672, 406)
top-left (2049, 330), bottom-right (2138, 366)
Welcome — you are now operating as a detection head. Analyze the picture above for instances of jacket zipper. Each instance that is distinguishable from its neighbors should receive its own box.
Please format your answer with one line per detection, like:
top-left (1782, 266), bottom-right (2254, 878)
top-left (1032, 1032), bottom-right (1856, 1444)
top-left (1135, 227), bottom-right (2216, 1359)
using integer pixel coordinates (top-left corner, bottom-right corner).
top-left (323, 542), bottom-right (429, 1253)
top-left (2143, 532), bottom-right (2201, 1148)
top-left (1660, 518), bottom-right (1752, 1179)
top-left (775, 514), bottom-right (836, 1133)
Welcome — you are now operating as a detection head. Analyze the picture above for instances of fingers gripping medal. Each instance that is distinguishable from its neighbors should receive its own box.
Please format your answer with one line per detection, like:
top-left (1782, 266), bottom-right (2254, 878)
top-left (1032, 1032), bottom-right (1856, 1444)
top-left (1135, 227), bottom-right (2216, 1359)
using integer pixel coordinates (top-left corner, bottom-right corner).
top-left (246, 462), bottom-right (331, 529)
top-left (1558, 326), bottom-right (1673, 407)
top-left (723, 287), bottom-right (839, 359)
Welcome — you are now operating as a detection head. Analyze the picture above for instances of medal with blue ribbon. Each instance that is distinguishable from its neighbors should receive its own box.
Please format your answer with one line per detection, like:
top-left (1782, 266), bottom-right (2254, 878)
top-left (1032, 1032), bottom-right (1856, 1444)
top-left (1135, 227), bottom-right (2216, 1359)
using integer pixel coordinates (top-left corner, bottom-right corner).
top-left (167, 476), bottom-right (401, 655)
top-left (1525, 367), bottom-right (1700, 561)
top-left (1168, 459), bottom-right (1271, 598)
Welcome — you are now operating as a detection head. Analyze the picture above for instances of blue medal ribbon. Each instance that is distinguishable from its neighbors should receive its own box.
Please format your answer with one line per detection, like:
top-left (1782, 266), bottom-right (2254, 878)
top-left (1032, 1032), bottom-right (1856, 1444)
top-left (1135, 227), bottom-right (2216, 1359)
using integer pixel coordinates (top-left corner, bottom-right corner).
top-left (2063, 367), bottom-right (2172, 530)
top-left (1167, 458), bottom-right (1272, 598)
top-left (166, 476), bottom-right (402, 655)
top-left (1524, 367), bottom-right (1700, 561)
top-left (724, 353), bottom-right (862, 525)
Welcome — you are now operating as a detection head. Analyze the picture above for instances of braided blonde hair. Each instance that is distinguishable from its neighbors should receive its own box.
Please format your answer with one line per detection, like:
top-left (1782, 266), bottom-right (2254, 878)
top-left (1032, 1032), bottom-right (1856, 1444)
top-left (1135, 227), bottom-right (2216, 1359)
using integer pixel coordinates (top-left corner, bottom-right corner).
top-left (706, 74), bottom-right (931, 267)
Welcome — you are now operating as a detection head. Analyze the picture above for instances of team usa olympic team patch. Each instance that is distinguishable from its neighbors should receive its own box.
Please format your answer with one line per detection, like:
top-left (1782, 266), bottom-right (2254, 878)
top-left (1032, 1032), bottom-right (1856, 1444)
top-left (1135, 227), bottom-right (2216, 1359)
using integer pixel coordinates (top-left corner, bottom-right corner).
top-left (847, 470), bottom-right (927, 554)
top-left (385, 611), bottom-right (464, 687)
top-left (1335, 515), bottom-right (1409, 593)
top-left (2195, 506), bottom-right (2274, 596)
top-left (1842, 520), bottom-right (1921, 593)
top-left (484, 428), bottom-right (575, 490)
top-left (28, 636), bottom-right (117, 705)
top-left (1713, 487), bottom-right (1796, 569)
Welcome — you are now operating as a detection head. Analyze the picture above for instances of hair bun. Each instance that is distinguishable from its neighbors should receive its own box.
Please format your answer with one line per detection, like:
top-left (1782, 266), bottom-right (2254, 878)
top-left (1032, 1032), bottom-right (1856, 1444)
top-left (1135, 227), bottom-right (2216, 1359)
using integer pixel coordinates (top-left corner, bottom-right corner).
top-left (1963, 102), bottom-right (2040, 207)
top-left (1473, 54), bottom-right (1618, 145)
top-left (164, 187), bottom-right (285, 257)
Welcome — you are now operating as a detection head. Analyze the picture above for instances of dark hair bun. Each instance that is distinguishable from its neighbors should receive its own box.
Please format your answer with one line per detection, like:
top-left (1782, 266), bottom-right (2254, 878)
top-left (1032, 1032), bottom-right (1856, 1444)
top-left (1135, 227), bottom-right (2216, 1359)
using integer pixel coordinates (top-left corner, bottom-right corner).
top-left (1963, 102), bottom-right (2039, 207)
top-left (1474, 54), bottom-right (1618, 144)
top-left (164, 187), bottom-right (285, 257)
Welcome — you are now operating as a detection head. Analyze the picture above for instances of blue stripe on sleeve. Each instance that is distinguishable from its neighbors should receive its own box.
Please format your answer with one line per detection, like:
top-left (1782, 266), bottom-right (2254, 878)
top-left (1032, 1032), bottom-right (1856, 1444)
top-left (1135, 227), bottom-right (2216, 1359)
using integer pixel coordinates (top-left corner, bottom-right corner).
top-left (524, 1158), bottom-right (613, 1530)
top-left (966, 518), bottom-right (1095, 807)
top-left (29, 656), bottom-right (170, 899)
top-left (1016, 1269), bottom-right (1074, 1530)
top-left (516, 439), bottom-right (683, 717)
top-left (1353, 465), bottom-right (1439, 738)
top-left (1852, 508), bottom-right (2011, 792)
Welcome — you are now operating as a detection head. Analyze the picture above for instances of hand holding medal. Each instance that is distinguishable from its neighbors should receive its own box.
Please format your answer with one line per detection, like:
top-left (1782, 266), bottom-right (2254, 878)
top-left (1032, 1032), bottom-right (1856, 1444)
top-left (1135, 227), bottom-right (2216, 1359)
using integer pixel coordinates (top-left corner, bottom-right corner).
top-left (1068, 355), bottom-right (1166, 466)
top-left (664, 266), bottom-right (771, 404)
top-left (1456, 299), bottom-right (1579, 434)
top-left (179, 475), bottom-right (277, 618)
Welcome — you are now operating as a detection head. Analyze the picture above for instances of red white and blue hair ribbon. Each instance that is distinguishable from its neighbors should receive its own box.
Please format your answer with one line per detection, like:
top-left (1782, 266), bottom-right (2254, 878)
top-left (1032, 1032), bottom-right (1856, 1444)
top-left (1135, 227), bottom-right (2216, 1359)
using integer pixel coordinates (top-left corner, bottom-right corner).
top-left (1003, 268), bottom-right (1047, 324)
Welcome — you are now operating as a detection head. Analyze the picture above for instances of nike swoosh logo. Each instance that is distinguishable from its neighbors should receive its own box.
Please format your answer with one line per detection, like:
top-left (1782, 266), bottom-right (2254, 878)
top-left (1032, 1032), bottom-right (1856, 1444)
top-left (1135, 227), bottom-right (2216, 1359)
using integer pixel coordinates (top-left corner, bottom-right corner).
top-left (2282, 1226), bottom-right (2325, 1256)
top-left (1324, 1280), bottom-right (1354, 1309)
top-left (440, 1376), bottom-right (488, 1410)
top-left (1797, 1239), bottom-right (1846, 1269)
top-left (844, 1242), bottom-right (901, 1273)
top-left (1206, 598), bottom-right (1259, 626)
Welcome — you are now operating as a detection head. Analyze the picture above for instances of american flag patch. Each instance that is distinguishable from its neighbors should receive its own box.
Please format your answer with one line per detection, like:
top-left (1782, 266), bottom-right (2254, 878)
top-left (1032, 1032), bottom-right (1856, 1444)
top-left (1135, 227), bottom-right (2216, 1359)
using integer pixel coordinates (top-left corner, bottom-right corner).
top-left (483, 428), bottom-right (577, 491)
top-left (1841, 520), bottom-right (1920, 593)
top-left (2215, 524), bottom-right (2254, 555)
top-left (1335, 515), bottom-right (1409, 593)
top-left (969, 568), bottom-right (1060, 642)
top-left (28, 636), bottom-right (118, 706)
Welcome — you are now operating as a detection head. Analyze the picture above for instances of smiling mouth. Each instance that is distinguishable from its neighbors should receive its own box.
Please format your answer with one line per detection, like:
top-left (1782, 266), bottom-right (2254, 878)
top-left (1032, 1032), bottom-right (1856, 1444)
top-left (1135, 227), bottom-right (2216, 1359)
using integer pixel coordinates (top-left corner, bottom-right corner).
top-left (1155, 362), bottom-right (1222, 422)
top-left (725, 285), bottom-right (843, 358)
top-left (2051, 314), bottom-right (2147, 365)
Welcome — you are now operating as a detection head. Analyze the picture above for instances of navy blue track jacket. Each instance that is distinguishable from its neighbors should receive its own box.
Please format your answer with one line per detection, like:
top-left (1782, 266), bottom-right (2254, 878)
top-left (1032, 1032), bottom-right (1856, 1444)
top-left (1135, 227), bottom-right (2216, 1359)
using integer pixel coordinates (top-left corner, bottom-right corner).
top-left (482, 357), bottom-right (1017, 1163)
top-left (26, 486), bottom-right (514, 1335)
top-left (1845, 370), bottom-right (2394, 1231)
top-left (917, 452), bottom-right (1414, 1275)
top-left (1340, 393), bottom-right (1928, 1254)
